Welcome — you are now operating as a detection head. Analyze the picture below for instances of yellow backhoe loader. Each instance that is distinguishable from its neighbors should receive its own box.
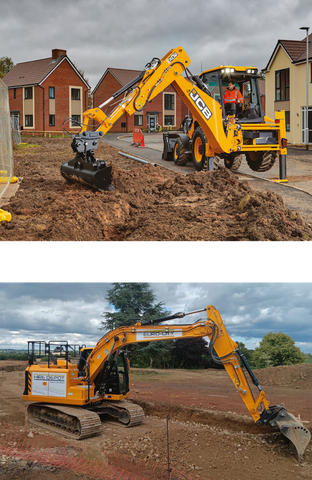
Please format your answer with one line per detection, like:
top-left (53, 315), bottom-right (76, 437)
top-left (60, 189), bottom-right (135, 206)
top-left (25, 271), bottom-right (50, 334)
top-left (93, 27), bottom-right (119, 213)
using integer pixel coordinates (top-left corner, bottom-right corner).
top-left (23, 306), bottom-right (310, 459)
top-left (61, 47), bottom-right (287, 191)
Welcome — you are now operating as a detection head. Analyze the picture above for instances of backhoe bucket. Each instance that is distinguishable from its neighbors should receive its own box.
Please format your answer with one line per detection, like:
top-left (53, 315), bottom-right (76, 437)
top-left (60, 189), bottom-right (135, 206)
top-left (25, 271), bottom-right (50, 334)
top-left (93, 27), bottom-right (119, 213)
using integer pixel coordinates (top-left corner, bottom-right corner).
top-left (259, 406), bottom-right (311, 460)
top-left (275, 410), bottom-right (311, 460)
top-left (61, 131), bottom-right (113, 191)
top-left (61, 158), bottom-right (112, 191)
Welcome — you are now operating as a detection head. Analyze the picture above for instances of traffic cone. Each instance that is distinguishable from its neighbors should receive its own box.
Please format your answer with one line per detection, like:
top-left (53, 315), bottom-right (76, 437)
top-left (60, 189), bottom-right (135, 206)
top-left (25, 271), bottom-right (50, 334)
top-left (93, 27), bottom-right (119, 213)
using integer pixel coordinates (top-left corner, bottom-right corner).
top-left (138, 134), bottom-right (145, 147)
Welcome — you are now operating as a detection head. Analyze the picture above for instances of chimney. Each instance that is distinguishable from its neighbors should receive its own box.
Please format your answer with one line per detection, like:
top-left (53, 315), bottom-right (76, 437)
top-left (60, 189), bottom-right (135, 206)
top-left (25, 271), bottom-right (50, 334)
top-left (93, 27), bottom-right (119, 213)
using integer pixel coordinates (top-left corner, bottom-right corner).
top-left (52, 49), bottom-right (66, 59)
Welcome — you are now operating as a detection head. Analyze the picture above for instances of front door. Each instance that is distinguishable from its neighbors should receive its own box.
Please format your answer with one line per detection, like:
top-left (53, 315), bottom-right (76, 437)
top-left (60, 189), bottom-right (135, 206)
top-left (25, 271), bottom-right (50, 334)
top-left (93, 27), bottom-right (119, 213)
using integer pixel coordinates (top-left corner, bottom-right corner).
top-left (148, 114), bottom-right (157, 131)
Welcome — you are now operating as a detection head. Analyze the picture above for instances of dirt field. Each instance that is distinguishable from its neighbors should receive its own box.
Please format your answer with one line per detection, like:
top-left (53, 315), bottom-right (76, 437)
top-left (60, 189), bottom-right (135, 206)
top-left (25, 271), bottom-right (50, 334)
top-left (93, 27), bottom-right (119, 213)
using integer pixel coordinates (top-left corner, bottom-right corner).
top-left (0, 362), bottom-right (311, 479)
top-left (1, 137), bottom-right (312, 241)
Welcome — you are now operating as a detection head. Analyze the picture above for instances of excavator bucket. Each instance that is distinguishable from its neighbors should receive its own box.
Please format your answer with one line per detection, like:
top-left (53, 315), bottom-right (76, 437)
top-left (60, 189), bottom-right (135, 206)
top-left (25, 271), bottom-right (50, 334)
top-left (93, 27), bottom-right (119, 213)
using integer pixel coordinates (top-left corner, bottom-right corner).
top-left (61, 131), bottom-right (113, 191)
top-left (259, 406), bottom-right (311, 460)
top-left (275, 410), bottom-right (311, 460)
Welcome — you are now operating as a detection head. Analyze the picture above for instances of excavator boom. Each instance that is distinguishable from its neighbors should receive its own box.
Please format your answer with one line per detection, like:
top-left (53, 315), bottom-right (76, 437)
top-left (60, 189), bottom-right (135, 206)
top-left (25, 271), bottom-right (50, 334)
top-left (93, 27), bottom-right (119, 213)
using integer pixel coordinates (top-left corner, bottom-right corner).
top-left (23, 305), bottom-right (310, 459)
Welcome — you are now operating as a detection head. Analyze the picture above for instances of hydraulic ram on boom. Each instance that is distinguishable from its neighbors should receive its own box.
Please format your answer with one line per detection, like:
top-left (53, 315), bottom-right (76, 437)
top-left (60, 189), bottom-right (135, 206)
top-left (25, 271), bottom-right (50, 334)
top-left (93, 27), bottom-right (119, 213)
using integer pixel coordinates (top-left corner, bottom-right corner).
top-left (23, 305), bottom-right (310, 459)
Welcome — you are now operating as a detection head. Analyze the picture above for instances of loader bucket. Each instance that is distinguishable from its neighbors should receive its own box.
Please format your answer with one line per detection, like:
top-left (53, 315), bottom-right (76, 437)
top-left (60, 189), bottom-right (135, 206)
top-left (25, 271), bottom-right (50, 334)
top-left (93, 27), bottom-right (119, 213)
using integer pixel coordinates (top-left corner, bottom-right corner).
top-left (61, 157), bottom-right (113, 191)
top-left (259, 406), bottom-right (311, 460)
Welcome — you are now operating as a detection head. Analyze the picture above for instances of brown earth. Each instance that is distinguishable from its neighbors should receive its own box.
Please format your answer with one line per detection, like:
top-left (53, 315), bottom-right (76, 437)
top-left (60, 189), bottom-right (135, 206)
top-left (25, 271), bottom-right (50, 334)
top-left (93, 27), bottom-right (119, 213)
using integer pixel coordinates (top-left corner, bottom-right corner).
top-left (0, 362), bottom-right (311, 479)
top-left (1, 137), bottom-right (311, 241)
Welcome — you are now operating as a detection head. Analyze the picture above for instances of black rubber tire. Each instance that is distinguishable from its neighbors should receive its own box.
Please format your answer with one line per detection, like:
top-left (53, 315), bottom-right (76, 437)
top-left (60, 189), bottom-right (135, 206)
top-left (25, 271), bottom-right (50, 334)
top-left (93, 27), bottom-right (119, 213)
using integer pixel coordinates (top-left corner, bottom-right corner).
top-left (245, 151), bottom-right (277, 172)
top-left (224, 153), bottom-right (243, 171)
top-left (173, 137), bottom-right (189, 166)
top-left (192, 129), bottom-right (207, 171)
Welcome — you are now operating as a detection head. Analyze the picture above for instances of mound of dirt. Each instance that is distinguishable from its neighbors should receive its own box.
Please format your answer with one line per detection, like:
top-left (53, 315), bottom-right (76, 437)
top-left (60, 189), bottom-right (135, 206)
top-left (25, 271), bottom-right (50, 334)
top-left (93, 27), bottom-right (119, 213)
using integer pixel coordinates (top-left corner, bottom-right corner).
top-left (254, 363), bottom-right (312, 389)
top-left (1, 137), bottom-right (311, 241)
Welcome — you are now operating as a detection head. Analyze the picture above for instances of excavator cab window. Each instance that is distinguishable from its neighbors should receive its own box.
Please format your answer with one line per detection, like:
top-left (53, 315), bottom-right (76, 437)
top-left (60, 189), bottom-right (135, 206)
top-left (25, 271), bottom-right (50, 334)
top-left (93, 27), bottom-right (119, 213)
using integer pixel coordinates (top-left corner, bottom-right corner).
top-left (220, 74), bottom-right (264, 123)
top-left (200, 72), bottom-right (222, 104)
top-left (102, 351), bottom-right (130, 396)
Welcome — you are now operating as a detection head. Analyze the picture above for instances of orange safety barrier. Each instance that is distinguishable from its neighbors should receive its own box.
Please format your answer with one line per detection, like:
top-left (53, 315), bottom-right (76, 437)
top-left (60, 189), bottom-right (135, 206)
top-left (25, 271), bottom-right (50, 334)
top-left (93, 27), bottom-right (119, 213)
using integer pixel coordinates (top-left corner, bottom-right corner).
top-left (133, 128), bottom-right (143, 145)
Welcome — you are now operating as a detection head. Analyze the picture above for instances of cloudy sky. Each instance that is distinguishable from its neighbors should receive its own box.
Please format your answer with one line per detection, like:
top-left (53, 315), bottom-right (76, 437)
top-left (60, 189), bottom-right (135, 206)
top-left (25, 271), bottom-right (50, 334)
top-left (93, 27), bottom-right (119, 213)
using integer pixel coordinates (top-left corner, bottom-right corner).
top-left (1, 0), bottom-right (312, 89)
top-left (1, 283), bottom-right (311, 354)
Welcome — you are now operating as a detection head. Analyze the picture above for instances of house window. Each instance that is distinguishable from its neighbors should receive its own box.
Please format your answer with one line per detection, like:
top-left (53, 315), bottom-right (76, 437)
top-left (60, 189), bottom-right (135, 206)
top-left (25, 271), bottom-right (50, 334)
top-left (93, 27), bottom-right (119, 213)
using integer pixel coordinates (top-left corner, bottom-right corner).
top-left (134, 115), bottom-right (143, 126)
top-left (285, 111), bottom-right (290, 131)
top-left (71, 88), bottom-right (80, 100)
top-left (71, 115), bottom-right (81, 126)
top-left (24, 87), bottom-right (33, 99)
top-left (49, 87), bottom-right (55, 99)
top-left (14, 88), bottom-right (16, 99)
top-left (25, 115), bottom-right (33, 127)
top-left (164, 93), bottom-right (174, 110)
top-left (49, 115), bottom-right (55, 126)
top-left (164, 115), bottom-right (174, 126)
top-left (275, 69), bottom-right (289, 101)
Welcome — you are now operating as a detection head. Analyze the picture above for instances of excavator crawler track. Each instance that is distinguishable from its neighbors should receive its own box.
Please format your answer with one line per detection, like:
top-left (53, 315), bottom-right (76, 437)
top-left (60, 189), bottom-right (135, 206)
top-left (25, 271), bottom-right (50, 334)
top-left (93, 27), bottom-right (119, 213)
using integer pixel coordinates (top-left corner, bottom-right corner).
top-left (27, 403), bottom-right (101, 440)
top-left (90, 401), bottom-right (145, 427)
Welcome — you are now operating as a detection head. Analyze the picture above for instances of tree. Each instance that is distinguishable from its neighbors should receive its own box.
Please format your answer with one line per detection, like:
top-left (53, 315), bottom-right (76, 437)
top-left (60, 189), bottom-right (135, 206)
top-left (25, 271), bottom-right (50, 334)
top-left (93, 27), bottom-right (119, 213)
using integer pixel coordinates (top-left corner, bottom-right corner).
top-left (172, 337), bottom-right (213, 369)
top-left (101, 283), bottom-right (169, 331)
top-left (252, 332), bottom-right (305, 368)
top-left (0, 57), bottom-right (14, 79)
top-left (132, 340), bottom-right (174, 368)
top-left (236, 341), bottom-right (254, 365)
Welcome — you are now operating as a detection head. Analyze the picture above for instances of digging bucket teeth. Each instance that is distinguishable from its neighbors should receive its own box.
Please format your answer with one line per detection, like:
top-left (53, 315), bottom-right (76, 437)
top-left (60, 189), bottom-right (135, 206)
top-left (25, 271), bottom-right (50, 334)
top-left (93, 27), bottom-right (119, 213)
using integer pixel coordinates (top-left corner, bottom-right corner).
top-left (258, 406), bottom-right (311, 460)
top-left (61, 130), bottom-right (113, 191)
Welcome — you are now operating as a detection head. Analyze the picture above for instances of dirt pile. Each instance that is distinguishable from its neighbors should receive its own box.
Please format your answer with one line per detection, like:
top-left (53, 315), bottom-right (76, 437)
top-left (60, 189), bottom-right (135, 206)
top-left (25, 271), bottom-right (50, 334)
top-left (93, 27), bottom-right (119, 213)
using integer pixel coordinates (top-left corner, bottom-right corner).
top-left (254, 363), bottom-right (312, 389)
top-left (1, 137), bottom-right (311, 241)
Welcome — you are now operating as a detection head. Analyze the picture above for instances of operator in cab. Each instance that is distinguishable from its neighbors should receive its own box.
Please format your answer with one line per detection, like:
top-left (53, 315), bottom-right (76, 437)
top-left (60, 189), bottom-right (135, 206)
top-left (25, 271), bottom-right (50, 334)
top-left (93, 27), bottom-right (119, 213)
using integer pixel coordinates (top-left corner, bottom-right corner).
top-left (223, 81), bottom-right (243, 104)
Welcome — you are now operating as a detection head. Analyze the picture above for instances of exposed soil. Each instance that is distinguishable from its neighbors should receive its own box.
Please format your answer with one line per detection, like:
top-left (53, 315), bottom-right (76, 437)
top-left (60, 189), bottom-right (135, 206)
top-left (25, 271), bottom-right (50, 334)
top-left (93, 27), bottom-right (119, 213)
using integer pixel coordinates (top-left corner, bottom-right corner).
top-left (1, 137), bottom-right (311, 240)
top-left (0, 362), bottom-right (311, 479)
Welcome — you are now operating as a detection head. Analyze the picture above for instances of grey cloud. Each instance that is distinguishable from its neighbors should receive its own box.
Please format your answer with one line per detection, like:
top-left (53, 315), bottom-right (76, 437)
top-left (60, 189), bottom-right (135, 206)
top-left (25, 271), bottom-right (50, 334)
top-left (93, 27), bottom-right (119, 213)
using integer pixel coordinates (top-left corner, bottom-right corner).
top-left (1, 0), bottom-right (312, 89)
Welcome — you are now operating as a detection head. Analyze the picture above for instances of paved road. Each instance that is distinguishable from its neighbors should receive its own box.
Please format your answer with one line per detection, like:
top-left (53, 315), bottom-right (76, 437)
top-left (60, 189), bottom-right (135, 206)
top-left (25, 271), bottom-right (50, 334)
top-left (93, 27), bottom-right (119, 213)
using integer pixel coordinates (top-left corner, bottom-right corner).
top-left (103, 133), bottom-right (312, 224)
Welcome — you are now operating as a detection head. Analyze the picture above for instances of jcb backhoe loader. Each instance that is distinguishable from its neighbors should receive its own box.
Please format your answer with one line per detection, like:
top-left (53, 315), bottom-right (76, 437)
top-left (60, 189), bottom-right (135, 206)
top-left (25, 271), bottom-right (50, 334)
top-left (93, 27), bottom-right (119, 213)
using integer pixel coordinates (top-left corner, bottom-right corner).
top-left (61, 47), bottom-right (287, 191)
top-left (23, 306), bottom-right (310, 459)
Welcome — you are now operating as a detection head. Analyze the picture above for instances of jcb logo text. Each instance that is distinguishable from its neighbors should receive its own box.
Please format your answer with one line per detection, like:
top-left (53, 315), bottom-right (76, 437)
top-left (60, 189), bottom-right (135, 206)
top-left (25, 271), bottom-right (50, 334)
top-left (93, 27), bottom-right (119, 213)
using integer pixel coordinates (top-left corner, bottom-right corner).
top-left (189, 89), bottom-right (212, 121)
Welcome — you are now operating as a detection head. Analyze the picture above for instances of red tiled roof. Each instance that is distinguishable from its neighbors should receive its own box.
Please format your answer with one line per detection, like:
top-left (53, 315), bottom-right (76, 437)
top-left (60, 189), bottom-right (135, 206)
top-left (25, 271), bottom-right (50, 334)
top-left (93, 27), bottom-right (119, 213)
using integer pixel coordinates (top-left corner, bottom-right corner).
top-left (264, 34), bottom-right (312, 71)
top-left (3, 55), bottom-right (66, 88)
top-left (93, 67), bottom-right (141, 94)
top-left (3, 51), bottom-right (89, 89)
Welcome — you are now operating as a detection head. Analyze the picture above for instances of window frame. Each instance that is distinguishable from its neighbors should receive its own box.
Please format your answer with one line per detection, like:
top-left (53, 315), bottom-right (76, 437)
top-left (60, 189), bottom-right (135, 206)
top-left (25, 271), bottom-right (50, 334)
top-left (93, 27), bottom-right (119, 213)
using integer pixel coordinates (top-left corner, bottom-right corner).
top-left (25, 114), bottom-right (33, 127)
top-left (49, 87), bottom-right (55, 99)
top-left (164, 93), bottom-right (174, 110)
top-left (275, 68), bottom-right (289, 101)
top-left (134, 115), bottom-right (143, 126)
top-left (71, 88), bottom-right (81, 101)
top-left (49, 114), bottom-right (55, 127)
top-left (24, 87), bottom-right (33, 100)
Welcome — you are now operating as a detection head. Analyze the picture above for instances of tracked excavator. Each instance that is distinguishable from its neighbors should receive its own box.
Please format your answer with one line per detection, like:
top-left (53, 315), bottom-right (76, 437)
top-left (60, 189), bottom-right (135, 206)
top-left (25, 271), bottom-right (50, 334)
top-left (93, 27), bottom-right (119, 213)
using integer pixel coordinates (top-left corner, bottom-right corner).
top-left (23, 305), bottom-right (310, 459)
top-left (61, 47), bottom-right (287, 191)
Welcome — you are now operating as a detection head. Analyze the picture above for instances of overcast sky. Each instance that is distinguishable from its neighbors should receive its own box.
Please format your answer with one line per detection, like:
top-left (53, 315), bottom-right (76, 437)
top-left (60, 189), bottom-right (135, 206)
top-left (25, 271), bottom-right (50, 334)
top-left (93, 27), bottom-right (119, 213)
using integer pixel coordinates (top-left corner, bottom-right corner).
top-left (1, 0), bottom-right (312, 90)
top-left (1, 283), bottom-right (311, 354)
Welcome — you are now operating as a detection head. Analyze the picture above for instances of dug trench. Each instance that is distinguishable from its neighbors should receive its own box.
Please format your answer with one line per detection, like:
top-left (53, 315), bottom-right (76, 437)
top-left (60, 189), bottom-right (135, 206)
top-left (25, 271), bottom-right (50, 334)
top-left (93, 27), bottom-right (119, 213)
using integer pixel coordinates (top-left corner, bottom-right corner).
top-left (1, 137), bottom-right (312, 241)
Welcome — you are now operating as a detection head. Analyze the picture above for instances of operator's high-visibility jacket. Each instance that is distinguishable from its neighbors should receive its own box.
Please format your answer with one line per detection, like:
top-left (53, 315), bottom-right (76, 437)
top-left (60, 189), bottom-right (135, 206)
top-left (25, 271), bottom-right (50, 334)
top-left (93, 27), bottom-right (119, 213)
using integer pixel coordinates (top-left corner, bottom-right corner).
top-left (223, 88), bottom-right (243, 104)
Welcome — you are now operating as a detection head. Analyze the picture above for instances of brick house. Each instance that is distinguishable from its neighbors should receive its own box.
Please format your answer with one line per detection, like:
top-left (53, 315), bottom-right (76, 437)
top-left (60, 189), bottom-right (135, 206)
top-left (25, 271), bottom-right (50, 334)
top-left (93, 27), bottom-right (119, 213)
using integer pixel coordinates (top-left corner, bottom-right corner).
top-left (3, 49), bottom-right (89, 133)
top-left (263, 34), bottom-right (312, 145)
top-left (92, 67), bottom-right (188, 132)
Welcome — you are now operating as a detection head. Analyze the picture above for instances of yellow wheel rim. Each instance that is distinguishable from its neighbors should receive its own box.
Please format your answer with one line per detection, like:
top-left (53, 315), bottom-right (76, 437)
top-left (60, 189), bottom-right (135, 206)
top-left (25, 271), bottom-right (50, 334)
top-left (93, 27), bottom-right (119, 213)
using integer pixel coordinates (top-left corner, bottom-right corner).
top-left (174, 142), bottom-right (179, 160)
top-left (194, 137), bottom-right (203, 164)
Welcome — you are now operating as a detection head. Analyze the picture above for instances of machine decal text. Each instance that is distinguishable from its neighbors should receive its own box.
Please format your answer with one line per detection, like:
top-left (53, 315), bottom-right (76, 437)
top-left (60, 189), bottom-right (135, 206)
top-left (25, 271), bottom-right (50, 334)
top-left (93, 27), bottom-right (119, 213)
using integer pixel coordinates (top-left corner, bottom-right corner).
top-left (189, 89), bottom-right (212, 120)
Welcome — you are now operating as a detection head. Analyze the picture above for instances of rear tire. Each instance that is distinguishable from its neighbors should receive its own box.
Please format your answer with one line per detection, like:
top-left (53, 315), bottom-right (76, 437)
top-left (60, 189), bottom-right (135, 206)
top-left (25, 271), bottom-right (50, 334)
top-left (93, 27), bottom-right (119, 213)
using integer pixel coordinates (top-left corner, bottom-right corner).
top-left (173, 137), bottom-right (189, 166)
top-left (245, 151), bottom-right (277, 172)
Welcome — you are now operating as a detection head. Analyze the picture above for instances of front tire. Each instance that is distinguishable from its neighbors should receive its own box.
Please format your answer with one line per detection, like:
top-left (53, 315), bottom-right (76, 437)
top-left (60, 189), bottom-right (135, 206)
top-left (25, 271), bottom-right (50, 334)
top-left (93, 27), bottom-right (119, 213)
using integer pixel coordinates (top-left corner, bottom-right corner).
top-left (173, 137), bottom-right (189, 166)
top-left (224, 153), bottom-right (244, 171)
top-left (192, 129), bottom-right (207, 171)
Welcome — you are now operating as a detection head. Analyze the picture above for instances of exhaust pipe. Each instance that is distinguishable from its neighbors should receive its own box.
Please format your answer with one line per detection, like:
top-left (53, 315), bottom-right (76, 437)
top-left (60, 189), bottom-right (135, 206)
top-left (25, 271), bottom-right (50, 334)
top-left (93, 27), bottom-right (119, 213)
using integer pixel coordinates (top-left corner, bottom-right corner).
top-left (61, 131), bottom-right (113, 191)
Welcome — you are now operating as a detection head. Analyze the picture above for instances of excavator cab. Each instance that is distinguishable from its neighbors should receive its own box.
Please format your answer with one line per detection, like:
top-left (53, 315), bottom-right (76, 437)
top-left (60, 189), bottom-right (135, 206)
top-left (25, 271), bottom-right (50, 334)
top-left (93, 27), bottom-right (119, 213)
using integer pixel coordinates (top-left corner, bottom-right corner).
top-left (200, 66), bottom-right (264, 123)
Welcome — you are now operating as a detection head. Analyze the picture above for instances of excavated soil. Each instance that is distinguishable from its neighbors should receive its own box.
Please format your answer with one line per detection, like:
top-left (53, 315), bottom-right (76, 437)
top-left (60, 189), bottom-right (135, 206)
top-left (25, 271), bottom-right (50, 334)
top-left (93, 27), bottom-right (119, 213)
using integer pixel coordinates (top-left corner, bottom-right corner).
top-left (0, 362), bottom-right (311, 479)
top-left (1, 137), bottom-right (311, 241)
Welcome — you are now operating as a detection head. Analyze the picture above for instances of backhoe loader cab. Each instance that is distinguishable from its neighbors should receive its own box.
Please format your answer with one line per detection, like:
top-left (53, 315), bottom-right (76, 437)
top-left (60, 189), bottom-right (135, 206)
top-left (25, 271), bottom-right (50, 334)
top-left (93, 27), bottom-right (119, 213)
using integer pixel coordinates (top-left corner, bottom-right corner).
top-left (199, 66), bottom-right (264, 123)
